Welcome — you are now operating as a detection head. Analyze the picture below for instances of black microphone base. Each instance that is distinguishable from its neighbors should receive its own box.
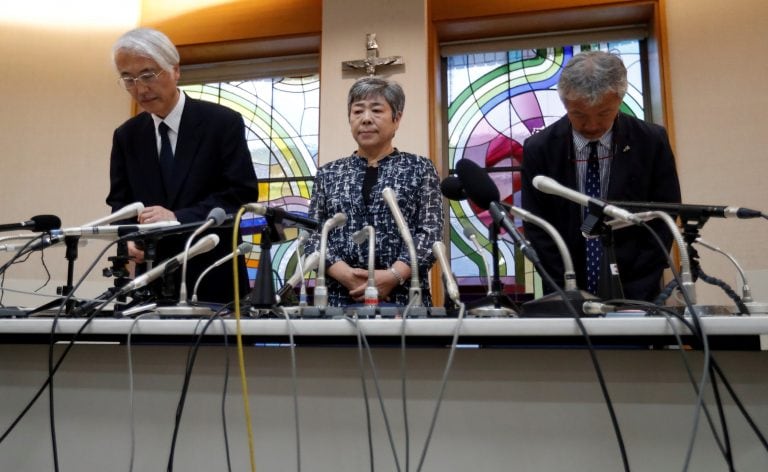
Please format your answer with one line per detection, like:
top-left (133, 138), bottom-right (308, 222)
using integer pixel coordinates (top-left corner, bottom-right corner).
top-left (520, 289), bottom-right (600, 318)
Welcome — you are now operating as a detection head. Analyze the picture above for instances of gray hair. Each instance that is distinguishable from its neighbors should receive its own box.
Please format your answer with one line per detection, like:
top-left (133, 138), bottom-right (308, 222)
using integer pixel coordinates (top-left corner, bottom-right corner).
top-left (557, 50), bottom-right (628, 106)
top-left (347, 77), bottom-right (405, 120)
top-left (112, 27), bottom-right (180, 72)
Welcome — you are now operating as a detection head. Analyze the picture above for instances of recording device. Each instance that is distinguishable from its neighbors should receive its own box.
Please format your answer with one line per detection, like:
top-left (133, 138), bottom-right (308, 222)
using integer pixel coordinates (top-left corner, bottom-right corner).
top-left (120, 234), bottom-right (220, 292)
top-left (432, 241), bottom-right (460, 303)
top-left (532, 175), bottom-right (641, 225)
top-left (314, 212), bottom-right (348, 309)
top-left (610, 200), bottom-right (763, 220)
top-left (244, 203), bottom-right (320, 231)
top-left (0, 215), bottom-right (61, 233)
top-left (352, 226), bottom-right (378, 307)
top-left (85, 202), bottom-right (144, 227)
top-left (191, 242), bottom-right (254, 304)
top-left (381, 187), bottom-right (421, 305)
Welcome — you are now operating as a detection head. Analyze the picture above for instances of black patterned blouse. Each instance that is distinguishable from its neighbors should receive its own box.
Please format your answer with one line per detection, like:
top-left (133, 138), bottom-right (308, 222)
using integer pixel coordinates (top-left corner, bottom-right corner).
top-left (305, 150), bottom-right (444, 306)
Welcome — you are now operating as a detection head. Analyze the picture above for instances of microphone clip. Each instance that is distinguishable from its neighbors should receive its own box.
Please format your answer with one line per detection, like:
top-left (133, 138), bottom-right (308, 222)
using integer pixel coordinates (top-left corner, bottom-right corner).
top-left (580, 200), bottom-right (611, 237)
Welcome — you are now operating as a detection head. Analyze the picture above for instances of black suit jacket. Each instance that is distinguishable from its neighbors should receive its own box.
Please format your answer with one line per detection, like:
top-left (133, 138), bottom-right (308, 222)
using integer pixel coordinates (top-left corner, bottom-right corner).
top-left (521, 113), bottom-right (681, 301)
top-left (107, 95), bottom-right (259, 303)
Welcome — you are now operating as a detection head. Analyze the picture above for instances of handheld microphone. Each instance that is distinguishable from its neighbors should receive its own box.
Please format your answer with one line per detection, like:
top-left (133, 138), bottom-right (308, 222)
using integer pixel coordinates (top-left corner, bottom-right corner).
top-left (120, 234), bottom-right (219, 292)
top-left (244, 203), bottom-right (320, 231)
top-left (51, 221), bottom-right (180, 239)
top-left (532, 175), bottom-right (641, 225)
top-left (314, 213), bottom-right (348, 308)
top-left (191, 242), bottom-right (254, 303)
top-left (86, 202), bottom-right (145, 227)
top-left (276, 251), bottom-right (320, 304)
top-left (352, 226), bottom-right (378, 306)
top-left (610, 200), bottom-right (763, 220)
top-left (432, 241), bottom-right (460, 303)
top-left (463, 226), bottom-right (492, 295)
top-left (381, 187), bottom-right (421, 305)
top-left (455, 160), bottom-right (537, 261)
top-left (0, 215), bottom-right (61, 233)
top-left (439, 175), bottom-right (468, 201)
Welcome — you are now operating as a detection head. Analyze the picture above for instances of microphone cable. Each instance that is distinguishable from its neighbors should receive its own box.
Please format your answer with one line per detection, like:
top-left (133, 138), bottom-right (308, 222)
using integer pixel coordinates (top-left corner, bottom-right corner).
top-left (229, 206), bottom-right (257, 472)
top-left (166, 308), bottom-right (233, 472)
top-left (343, 315), bottom-right (404, 472)
top-left (274, 306), bottom-right (303, 472)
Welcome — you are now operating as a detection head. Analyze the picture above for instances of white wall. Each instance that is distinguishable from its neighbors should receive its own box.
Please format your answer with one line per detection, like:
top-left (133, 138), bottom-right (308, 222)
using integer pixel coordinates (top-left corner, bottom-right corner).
top-left (0, 2), bottom-right (139, 306)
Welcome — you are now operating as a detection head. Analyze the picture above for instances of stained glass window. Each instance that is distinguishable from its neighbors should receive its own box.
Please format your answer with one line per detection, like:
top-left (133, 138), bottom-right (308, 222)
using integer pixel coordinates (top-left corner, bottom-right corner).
top-left (181, 74), bottom-right (320, 288)
top-left (444, 41), bottom-right (643, 293)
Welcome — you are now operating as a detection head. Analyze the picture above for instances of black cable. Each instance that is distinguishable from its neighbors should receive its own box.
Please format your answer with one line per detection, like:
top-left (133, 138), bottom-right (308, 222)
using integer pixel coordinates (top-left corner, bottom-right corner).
top-left (695, 268), bottom-right (749, 315)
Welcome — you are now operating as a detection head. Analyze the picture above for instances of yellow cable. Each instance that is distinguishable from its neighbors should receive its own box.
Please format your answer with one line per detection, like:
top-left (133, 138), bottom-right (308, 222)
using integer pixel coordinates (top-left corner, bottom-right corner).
top-left (232, 206), bottom-right (257, 472)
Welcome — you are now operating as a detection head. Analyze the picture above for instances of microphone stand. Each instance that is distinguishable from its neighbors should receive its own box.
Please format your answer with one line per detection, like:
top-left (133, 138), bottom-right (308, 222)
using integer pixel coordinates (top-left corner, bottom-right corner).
top-left (466, 220), bottom-right (517, 317)
top-left (248, 217), bottom-right (285, 311)
top-left (56, 235), bottom-right (82, 314)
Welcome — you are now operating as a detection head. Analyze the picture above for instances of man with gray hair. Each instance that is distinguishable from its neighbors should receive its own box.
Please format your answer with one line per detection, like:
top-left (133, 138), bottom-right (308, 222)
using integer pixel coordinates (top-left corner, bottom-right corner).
top-left (521, 50), bottom-right (681, 302)
top-left (107, 27), bottom-right (258, 304)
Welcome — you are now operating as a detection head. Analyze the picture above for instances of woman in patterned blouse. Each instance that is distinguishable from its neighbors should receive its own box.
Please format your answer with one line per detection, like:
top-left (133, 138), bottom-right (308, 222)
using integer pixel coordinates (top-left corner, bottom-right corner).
top-left (305, 77), bottom-right (443, 307)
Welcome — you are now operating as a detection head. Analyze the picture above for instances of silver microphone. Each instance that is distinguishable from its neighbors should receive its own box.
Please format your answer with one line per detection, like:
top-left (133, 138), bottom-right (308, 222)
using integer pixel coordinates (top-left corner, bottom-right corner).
top-left (121, 234), bottom-right (219, 292)
top-left (85, 202), bottom-right (145, 227)
top-left (177, 208), bottom-right (228, 304)
top-left (191, 242), bottom-right (253, 303)
top-left (432, 241), bottom-right (460, 303)
top-left (352, 226), bottom-right (378, 306)
top-left (381, 187), bottom-right (421, 305)
top-left (51, 221), bottom-right (180, 239)
top-left (532, 175), bottom-right (641, 225)
top-left (276, 251), bottom-right (320, 305)
top-left (463, 225), bottom-right (493, 295)
top-left (314, 213), bottom-right (348, 308)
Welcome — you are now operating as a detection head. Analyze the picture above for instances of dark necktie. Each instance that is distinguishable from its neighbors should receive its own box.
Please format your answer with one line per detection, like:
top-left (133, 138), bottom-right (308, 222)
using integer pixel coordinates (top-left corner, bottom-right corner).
top-left (585, 141), bottom-right (601, 295)
top-left (158, 122), bottom-right (174, 191)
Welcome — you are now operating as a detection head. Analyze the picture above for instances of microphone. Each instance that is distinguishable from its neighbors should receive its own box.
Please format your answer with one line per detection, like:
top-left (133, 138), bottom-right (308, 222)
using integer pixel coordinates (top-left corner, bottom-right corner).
top-left (352, 226), bottom-right (378, 307)
top-left (85, 202), bottom-right (145, 227)
top-left (610, 200), bottom-right (763, 220)
top-left (532, 175), bottom-right (641, 225)
top-left (276, 251), bottom-right (320, 304)
top-left (0, 234), bottom-right (88, 253)
top-left (0, 215), bottom-right (61, 233)
top-left (381, 187), bottom-right (422, 306)
top-left (455, 160), bottom-right (538, 261)
top-left (439, 175), bottom-right (467, 201)
top-left (177, 208), bottom-right (228, 304)
top-left (51, 221), bottom-right (180, 239)
top-left (120, 234), bottom-right (219, 292)
top-left (191, 242), bottom-right (254, 304)
top-left (463, 226), bottom-right (492, 295)
top-left (432, 241), bottom-right (460, 303)
top-left (314, 212), bottom-right (348, 308)
top-left (244, 203), bottom-right (320, 231)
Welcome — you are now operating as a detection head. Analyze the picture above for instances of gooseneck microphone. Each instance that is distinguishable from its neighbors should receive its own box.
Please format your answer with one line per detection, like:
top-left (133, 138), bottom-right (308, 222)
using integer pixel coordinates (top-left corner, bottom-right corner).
top-left (432, 241), bottom-right (460, 303)
top-left (120, 234), bottom-right (220, 293)
top-left (191, 242), bottom-right (254, 304)
top-left (0, 215), bottom-right (62, 233)
top-left (532, 175), bottom-right (640, 225)
top-left (463, 226), bottom-right (493, 295)
top-left (276, 251), bottom-right (320, 304)
top-left (314, 213), bottom-right (348, 309)
top-left (245, 203), bottom-right (320, 231)
top-left (352, 226), bottom-right (378, 307)
top-left (381, 187), bottom-right (422, 306)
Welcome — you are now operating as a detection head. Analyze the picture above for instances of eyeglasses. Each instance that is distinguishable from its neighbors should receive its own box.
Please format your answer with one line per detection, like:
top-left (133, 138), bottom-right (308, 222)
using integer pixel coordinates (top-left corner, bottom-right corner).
top-left (118, 70), bottom-right (164, 89)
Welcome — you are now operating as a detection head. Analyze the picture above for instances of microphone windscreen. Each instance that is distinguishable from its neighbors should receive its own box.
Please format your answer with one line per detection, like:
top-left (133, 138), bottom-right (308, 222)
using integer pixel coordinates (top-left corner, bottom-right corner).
top-left (439, 176), bottom-right (467, 201)
top-left (207, 207), bottom-right (228, 226)
top-left (455, 159), bottom-right (500, 210)
top-left (31, 215), bottom-right (62, 232)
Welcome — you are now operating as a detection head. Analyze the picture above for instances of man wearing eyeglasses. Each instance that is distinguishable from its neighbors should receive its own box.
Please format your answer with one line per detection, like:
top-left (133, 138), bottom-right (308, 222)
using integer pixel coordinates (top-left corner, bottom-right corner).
top-left (106, 27), bottom-right (258, 305)
top-left (521, 50), bottom-right (681, 303)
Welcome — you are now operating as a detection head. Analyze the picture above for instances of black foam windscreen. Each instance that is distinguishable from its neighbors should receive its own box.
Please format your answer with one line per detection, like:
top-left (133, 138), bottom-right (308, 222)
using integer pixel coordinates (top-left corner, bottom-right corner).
top-left (455, 159), bottom-right (500, 210)
top-left (31, 215), bottom-right (62, 232)
top-left (439, 176), bottom-right (467, 201)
